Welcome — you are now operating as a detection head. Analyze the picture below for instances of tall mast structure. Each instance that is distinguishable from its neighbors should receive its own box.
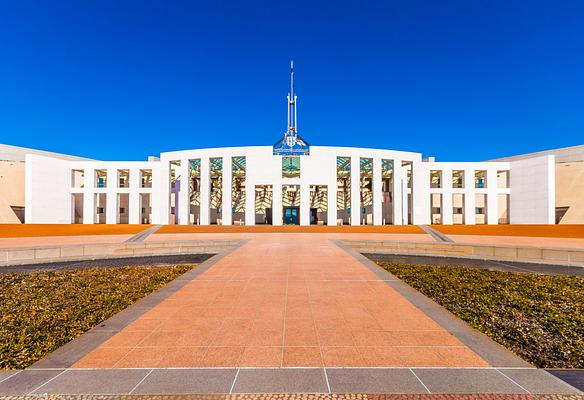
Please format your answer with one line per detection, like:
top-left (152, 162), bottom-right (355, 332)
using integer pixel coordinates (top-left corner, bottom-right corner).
top-left (273, 61), bottom-right (310, 155)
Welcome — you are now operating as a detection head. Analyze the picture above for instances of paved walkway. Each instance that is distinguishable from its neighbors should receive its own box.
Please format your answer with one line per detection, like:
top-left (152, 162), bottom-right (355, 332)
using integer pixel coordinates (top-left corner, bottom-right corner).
top-left (0, 236), bottom-right (581, 395)
top-left (73, 237), bottom-right (486, 369)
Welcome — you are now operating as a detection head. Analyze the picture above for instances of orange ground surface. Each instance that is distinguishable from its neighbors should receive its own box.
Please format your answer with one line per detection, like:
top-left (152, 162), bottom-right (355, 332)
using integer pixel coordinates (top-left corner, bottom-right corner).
top-left (433, 224), bottom-right (584, 238)
top-left (74, 237), bottom-right (487, 368)
top-left (0, 224), bottom-right (151, 238)
top-left (156, 225), bottom-right (425, 234)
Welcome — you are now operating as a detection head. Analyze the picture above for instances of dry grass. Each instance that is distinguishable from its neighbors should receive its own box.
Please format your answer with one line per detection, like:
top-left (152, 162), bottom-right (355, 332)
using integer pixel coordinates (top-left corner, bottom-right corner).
top-left (432, 224), bottom-right (584, 238)
top-left (378, 262), bottom-right (584, 368)
top-left (0, 264), bottom-right (194, 369)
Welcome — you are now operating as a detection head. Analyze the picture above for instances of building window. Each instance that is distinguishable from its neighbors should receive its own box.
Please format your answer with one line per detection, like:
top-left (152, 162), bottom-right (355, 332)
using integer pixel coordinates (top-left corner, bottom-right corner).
top-left (337, 156), bottom-right (351, 225)
top-left (140, 169), bottom-right (152, 188)
top-left (95, 169), bottom-right (107, 188)
top-left (232, 156), bottom-right (246, 225)
top-left (282, 156), bottom-right (300, 178)
top-left (71, 169), bottom-right (84, 188)
top-left (430, 170), bottom-right (442, 188)
top-left (118, 169), bottom-right (130, 188)
top-left (452, 170), bottom-right (464, 188)
top-left (475, 170), bottom-right (487, 188)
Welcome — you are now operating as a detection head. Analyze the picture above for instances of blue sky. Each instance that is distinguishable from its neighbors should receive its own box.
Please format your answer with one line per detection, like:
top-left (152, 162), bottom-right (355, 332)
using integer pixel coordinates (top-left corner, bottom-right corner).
top-left (1, 0), bottom-right (583, 161)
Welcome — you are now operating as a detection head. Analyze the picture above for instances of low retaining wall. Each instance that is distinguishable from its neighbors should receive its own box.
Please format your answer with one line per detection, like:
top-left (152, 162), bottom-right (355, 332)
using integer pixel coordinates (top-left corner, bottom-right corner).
top-left (342, 239), bottom-right (584, 267)
top-left (0, 240), bottom-right (241, 267)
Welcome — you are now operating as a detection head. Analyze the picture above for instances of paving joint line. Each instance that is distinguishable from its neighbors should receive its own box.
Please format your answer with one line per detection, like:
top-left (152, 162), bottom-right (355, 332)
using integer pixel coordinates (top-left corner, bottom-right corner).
top-left (229, 368), bottom-right (240, 394)
top-left (323, 368), bottom-right (332, 394)
top-left (494, 368), bottom-right (531, 394)
top-left (410, 368), bottom-right (431, 394)
top-left (0, 370), bottom-right (21, 385)
top-left (26, 368), bottom-right (67, 395)
top-left (128, 368), bottom-right (153, 394)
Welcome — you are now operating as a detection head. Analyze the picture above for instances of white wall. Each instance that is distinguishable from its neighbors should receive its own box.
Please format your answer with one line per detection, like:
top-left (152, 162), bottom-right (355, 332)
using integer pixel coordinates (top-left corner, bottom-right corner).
top-left (23, 145), bottom-right (555, 225)
top-left (509, 155), bottom-right (555, 224)
top-left (25, 154), bottom-right (73, 223)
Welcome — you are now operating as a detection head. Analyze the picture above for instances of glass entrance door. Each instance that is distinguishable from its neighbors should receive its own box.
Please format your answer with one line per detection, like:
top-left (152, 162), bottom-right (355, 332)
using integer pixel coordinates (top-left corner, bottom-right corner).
top-left (284, 207), bottom-right (299, 225)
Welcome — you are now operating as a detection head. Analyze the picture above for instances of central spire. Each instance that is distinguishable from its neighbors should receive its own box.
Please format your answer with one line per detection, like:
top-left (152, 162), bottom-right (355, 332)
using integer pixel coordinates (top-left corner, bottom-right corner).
top-left (273, 60), bottom-right (310, 156)
top-left (287, 60), bottom-right (296, 133)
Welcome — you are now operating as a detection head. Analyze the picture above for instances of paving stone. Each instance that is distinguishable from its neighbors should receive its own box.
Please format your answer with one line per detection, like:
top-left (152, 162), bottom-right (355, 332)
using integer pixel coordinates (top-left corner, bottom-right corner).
top-left (232, 368), bottom-right (328, 393)
top-left (498, 369), bottom-right (582, 394)
top-left (413, 368), bottom-right (527, 394)
top-left (30, 369), bottom-right (151, 394)
top-left (131, 369), bottom-right (237, 394)
top-left (0, 369), bottom-right (64, 395)
top-left (326, 368), bottom-right (426, 393)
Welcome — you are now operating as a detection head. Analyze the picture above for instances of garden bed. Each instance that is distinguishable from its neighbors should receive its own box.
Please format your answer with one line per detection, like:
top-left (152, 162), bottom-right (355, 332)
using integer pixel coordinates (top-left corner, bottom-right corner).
top-left (0, 264), bottom-right (194, 369)
top-left (377, 262), bottom-right (584, 368)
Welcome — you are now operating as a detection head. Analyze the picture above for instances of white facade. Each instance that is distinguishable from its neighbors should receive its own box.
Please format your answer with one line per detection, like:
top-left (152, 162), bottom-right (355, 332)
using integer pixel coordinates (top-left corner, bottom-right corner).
top-left (24, 146), bottom-right (556, 225)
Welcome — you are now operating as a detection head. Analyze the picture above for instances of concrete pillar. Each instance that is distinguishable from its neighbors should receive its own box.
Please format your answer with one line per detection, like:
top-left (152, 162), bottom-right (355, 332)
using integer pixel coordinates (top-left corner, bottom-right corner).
top-left (178, 160), bottom-right (190, 225)
top-left (464, 168), bottom-right (476, 224)
top-left (82, 168), bottom-right (95, 224)
top-left (222, 157), bottom-right (232, 226)
top-left (372, 157), bottom-right (382, 225)
top-left (392, 161), bottom-right (404, 225)
top-left (273, 184), bottom-right (283, 226)
top-left (245, 182), bottom-right (255, 226)
top-left (328, 181), bottom-right (337, 226)
top-left (129, 168), bottom-right (140, 224)
top-left (153, 162), bottom-right (170, 225)
top-left (487, 169), bottom-right (499, 224)
top-left (200, 158), bottom-right (210, 225)
top-left (300, 184), bottom-right (310, 226)
top-left (350, 157), bottom-right (360, 226)
top-left (411, 162), bottom-right (429, 225)
top-left (442, 168), bottom-right (453, 225)
top-left (106, 168), bottom-right (117, 224)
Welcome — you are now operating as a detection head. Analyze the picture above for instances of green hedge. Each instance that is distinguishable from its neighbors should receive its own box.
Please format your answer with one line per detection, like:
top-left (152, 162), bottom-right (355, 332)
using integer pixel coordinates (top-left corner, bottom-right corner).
top-left (377, 262), bottom-right (584, 368)
top-left (0, 265), bottom-right (193, 369)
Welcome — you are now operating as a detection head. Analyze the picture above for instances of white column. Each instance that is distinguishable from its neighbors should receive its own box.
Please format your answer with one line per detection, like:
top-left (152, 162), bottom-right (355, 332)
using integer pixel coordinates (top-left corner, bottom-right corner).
top-left (83, 168), bottom-right (95, 224)
top-left (402, 179), bottom-right (409, 225)
top-left (273, 184), bottom-right (283, 225)
top-left (200, 158), bottom-right (210, 225)
top-left (372, 157), bottom-right (382, 225)
top-left (245, 181), bottom-right (255, 225)
top-left (327, 181), bottom-right (337, 226)
top-left (129, 168), bottom-right (140, 224)
top-left (350, 157), bottom-right (360, 226)
top-left (222, 157), bottom-right (232, 226)
top-left (178, 160), bottom-right (190, 225)
top-left (392, 160), bottom-right (404, 225)
top-left (153, 162), bottom-right (170, 225)
top-left (411, 162), bottom-right (429, 225)
top-left (300, 184), bottom-right (310, 226)
top-left (487, 169), bottom-right (498, 224)
top-left (106, 168), bottom-right (117, 224)
top-left (442, 169), bottom-right (453, 225)
top-left (464, 168), bottom-right (476, 224)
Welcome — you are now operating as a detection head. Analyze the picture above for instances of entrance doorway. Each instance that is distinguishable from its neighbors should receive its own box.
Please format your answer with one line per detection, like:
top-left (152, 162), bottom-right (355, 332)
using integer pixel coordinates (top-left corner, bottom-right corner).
top-left (284, 207), bottom-right (299, 225)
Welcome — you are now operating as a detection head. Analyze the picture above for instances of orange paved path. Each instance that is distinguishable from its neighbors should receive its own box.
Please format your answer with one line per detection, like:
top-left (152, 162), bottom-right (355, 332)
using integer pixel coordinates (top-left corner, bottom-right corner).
top-left (433, 224), bottom-right (584, 238)
top-left (73, 237), bottom-right (488, 368)
top-left (0, 224), bottom-right (150, 238)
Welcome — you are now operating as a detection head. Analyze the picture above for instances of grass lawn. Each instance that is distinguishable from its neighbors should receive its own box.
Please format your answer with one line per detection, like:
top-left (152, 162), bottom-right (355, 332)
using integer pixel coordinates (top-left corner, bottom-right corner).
top-left (377, 262), bottom-right (584, 369)
top-left (0, 264), bottom-right (194, 369)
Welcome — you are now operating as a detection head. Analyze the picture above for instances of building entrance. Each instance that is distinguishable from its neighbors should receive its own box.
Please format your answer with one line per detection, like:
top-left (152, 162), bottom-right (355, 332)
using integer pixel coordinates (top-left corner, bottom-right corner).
top-left (283, 207), bottom-right (299, 225)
